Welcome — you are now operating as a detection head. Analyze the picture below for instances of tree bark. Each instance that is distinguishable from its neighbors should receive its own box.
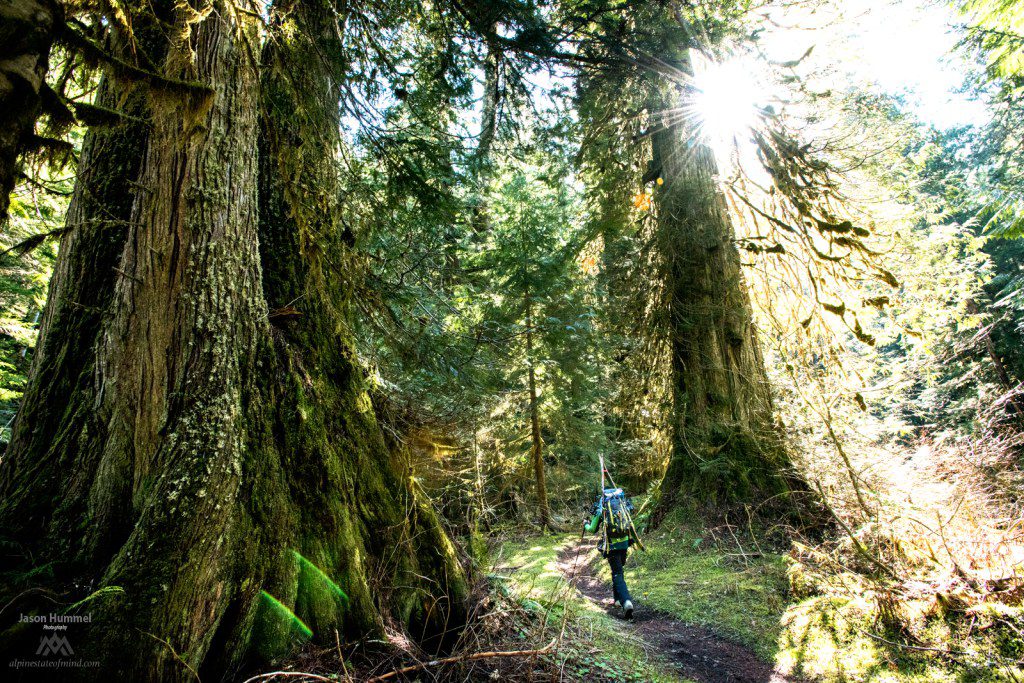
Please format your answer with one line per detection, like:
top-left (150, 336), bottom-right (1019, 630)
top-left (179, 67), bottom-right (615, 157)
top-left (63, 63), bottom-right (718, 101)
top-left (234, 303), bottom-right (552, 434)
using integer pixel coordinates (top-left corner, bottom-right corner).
top-left (966, 298), bottom-right (1024, 421)
top-left (250, 0), bottom-right (468, 660)
top-left (474, 30), bottom-right (500, 177)
top-left (0, 0), bottom-right (62, 223)
top-left (648, 61), bottom-right (803, 525)
top-left (0, 2), bottom-right (467, 680)
top-left (525, 291), bottom-right (553, 531)
top-left (469, 27), bottom-right (500, 234)
top-left (0, 8), bottom-right (167, 567)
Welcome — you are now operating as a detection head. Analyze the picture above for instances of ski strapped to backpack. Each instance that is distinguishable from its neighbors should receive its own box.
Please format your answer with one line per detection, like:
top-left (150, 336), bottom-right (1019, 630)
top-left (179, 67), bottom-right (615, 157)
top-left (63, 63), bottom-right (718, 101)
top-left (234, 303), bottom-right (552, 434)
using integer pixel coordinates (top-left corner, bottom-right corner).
top-left (597, 455), bottom-right (647, 552)
top-left (600, 487), bottom-right (632, 538)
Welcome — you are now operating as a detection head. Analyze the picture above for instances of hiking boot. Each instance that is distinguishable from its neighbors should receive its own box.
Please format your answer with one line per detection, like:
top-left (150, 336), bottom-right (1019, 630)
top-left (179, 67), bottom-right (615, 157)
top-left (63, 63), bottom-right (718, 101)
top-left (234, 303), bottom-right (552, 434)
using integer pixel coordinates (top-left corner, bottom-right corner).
top-left (614, 600), bottom-right (621, 609)
top-left (623, 600), bottom-right (634, 619)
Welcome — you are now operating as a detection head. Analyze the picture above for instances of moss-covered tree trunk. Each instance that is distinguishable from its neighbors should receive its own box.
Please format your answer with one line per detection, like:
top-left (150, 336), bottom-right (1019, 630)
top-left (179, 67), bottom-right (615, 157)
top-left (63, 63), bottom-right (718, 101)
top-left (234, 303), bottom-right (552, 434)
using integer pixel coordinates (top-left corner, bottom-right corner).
top-left (648, 63), bottom-right (803, 524)
top-left (0, 6), bottom-right (168, 568)
top-left (0, 2), bottom-right (466, 680)
top-left (248, 0), bottom-right (468, 661)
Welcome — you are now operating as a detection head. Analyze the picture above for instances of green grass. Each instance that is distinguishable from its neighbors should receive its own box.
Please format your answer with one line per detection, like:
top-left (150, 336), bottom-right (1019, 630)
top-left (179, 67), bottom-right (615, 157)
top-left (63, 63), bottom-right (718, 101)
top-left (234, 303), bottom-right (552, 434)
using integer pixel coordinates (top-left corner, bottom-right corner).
top-left (613, 525), bottom-right (789, 660)
top-left (494, 533), bottom-right (692, 683)
top-left (496, 522), bottom-right (1022, 683)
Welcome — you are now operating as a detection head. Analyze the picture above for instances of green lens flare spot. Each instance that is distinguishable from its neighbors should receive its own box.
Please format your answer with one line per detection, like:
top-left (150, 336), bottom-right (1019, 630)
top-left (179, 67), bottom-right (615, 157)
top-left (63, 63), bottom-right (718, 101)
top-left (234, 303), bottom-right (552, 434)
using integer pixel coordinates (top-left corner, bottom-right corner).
top-left (292, 550), bottom-right (350, 605)
top-left (259, 590), bottom-right (313, 639)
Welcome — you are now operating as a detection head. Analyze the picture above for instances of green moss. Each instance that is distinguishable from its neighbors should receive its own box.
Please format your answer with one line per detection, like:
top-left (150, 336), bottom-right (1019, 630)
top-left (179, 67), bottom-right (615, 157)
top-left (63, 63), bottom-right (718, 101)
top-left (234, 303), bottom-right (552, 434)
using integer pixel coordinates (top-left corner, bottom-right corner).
top-left (621, 527), bottom-right (789, 660)
top-left (777, 592), bottom-right (1023, 682)
top-left (496, 534), bottom-right (692, 683)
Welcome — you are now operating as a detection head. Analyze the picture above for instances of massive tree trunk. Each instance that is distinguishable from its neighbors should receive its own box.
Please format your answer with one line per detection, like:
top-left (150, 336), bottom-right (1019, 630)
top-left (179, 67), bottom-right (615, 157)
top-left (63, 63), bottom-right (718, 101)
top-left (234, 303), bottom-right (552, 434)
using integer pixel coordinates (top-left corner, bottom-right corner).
top-left (0, 2), bottom-right (467, 680)
top-left (250, 0), bottom-right (468, 661)
top-left (0, 4), bottom-right (169, 570)
top-left (0, 0), bottom-right (62, 223)
top-left (648, 65), bottom-right (803, 524)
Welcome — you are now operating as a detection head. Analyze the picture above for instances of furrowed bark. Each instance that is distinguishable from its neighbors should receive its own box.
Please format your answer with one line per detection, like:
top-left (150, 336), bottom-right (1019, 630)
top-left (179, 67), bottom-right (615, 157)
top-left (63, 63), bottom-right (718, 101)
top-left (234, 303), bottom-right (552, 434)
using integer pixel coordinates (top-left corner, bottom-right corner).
top-left (246, 0), bottom-right (468, 664)
top-left (71, 3), bottom-right (264, 677)
top-left (1, 2), bottom-right (467, 680)
top-left (0, 14), bottom-right (166, 566)
top-left (648, 58), bottom-right (804, 524)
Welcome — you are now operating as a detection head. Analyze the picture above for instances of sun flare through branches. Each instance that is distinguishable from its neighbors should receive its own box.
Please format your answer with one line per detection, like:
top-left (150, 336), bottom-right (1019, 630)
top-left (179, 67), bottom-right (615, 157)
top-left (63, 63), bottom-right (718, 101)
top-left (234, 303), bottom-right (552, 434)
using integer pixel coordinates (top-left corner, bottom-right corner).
top-left (688, 54), bottom-right (765, 163)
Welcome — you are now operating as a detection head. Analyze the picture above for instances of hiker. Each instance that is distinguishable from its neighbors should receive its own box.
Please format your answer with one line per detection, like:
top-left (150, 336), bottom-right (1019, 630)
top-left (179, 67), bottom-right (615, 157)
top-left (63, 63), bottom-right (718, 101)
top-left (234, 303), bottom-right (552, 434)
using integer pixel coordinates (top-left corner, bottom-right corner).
top-left (583, 481), bottom-right (639, 619)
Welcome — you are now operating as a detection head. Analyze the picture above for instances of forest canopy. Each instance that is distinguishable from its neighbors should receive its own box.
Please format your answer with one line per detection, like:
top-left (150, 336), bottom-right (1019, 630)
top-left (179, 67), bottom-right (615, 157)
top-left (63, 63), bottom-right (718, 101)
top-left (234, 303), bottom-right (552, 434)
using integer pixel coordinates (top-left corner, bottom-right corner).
top-left (1, 0), bottom-right (1023, 681)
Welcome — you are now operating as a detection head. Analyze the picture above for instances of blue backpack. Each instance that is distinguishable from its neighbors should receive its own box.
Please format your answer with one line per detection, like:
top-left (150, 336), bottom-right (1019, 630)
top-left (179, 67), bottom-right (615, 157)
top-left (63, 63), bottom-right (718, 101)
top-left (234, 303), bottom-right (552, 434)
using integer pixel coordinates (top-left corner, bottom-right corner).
top-left (594, 487), bottom-right (633, 538)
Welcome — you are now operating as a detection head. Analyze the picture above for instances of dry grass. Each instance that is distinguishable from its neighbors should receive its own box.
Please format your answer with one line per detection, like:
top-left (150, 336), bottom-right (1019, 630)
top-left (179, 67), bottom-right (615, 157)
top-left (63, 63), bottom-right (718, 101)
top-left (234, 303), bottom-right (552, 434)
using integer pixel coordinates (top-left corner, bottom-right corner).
top-left (778, 396), bottom-right (1024, 681)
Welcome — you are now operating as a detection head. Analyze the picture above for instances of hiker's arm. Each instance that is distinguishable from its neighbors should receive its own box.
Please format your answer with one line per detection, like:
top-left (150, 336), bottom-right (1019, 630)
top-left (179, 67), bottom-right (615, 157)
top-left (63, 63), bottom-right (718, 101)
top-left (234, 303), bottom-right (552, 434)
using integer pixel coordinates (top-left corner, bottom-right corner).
top-left (585, 513), bottom-right (601, 534)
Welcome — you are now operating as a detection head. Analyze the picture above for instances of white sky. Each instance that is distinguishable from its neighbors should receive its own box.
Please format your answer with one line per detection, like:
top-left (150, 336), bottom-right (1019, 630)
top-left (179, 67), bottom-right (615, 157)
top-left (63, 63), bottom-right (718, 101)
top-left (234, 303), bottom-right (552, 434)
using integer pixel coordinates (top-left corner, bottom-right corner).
top-left (758, 0), bottom-right (989, 129)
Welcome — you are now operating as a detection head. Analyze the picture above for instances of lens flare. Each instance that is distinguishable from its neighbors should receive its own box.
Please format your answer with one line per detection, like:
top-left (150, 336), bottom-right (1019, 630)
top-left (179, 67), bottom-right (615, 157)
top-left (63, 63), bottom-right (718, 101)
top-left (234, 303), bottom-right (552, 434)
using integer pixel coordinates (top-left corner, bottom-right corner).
top-left (259, 590), bottom-right (313, 639)
top-left (690, 55), bottom-right (763, 154)
top-left (293, 549), bottom-right (350, 604)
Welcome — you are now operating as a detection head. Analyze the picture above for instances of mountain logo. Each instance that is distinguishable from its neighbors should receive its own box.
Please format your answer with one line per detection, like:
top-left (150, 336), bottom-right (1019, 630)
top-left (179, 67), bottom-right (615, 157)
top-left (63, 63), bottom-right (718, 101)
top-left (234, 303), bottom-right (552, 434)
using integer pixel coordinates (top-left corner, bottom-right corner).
top-left (36, 634), bottom-right (74, 657)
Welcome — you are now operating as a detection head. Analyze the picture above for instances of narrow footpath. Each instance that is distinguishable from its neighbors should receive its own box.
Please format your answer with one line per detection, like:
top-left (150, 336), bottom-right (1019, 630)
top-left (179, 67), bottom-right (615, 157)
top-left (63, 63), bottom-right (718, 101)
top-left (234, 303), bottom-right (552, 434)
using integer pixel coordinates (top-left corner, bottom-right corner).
top-left (555, 540), bottom-right (798, 683)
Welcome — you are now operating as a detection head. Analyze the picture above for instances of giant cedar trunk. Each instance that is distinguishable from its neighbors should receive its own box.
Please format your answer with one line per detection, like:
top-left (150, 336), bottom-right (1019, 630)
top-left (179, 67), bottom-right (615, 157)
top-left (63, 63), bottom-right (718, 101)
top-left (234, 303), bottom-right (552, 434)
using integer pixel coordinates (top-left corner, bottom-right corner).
top-left (649, 68), bottom-right (802, 524)
top-left (0, 7), bottom-right (172, 570)
top-left (248, 0), bottom-right (468, 661)
top-left (0, 3), bottom-right (466, 680)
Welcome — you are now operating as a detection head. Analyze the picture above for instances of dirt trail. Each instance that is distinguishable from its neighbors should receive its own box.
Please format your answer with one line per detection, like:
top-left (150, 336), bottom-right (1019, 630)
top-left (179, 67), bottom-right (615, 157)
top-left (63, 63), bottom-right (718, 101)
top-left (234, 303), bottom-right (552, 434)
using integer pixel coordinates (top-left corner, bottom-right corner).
top-left (555, 540), bottom-right (796, 683)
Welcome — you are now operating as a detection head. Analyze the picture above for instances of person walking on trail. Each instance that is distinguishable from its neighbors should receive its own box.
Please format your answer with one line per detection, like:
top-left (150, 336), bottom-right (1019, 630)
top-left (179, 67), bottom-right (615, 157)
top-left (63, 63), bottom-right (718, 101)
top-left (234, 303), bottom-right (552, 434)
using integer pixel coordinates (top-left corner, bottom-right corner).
top-left (583, 480), bottom-right (639, 619)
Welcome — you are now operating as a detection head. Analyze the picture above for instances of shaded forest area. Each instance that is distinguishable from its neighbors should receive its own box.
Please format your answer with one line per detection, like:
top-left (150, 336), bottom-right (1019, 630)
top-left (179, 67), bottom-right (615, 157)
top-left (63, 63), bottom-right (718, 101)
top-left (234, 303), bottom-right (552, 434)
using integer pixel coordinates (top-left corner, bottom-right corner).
top-left (1, 0), bottom-right (1023, 681)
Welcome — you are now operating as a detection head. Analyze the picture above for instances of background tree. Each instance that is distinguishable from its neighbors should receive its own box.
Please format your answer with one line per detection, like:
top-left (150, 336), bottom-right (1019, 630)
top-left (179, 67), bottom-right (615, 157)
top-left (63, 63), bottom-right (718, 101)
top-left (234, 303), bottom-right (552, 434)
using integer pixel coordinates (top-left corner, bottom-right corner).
top-left (470, 161), bottom-right (596, 531)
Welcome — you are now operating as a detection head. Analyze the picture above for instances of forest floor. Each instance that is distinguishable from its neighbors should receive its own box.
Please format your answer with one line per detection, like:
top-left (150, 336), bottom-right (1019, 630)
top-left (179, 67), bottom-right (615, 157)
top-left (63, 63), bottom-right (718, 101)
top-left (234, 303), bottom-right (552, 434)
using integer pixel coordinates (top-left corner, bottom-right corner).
top-left (494, 524), bottom-right (1016, 683)
top-left (493, 529), bottom-right (793, 683)
top-left (553, 536), bottom-right (794, 683)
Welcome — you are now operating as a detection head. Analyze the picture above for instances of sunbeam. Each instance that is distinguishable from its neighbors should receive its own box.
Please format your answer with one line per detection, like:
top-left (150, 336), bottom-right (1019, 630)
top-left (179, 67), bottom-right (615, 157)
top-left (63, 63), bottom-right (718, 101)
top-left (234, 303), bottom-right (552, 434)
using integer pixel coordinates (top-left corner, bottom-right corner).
top-left (689, 54), bottom-right (765, 162)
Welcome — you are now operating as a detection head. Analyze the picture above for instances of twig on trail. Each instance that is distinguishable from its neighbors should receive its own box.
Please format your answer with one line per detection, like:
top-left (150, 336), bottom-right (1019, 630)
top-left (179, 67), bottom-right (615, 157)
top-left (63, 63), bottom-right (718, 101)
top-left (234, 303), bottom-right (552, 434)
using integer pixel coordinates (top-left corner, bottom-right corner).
top-left (141, 630), bottom-right (201, 683)
top-left (856, 628), bottom-right (1003, 669)
top-left (241, 672), bottom-right (335, 683)
top-left (724, 518), bottom-right (750, 567)
top-left (745, 505), bottom-right (765, 556)
top-left (364, 639), bottom-right (557, 682)
top-left (334, 629), bottom-right (352, 683)
top-left (568, 527), bottom-right (588, 584)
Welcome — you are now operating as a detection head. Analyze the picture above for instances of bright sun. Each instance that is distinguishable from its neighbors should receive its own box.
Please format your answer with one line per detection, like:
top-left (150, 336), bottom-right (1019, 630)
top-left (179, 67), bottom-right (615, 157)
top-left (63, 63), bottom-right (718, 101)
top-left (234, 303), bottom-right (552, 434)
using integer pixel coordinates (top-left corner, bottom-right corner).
top-left (689, 55), bottom-right (763, 156)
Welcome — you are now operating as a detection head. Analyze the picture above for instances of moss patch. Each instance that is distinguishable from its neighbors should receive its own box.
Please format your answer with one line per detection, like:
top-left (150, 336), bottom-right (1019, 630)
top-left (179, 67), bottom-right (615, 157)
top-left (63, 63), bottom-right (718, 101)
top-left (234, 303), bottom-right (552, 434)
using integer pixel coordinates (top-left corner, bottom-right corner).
top-left (495, 534), bottom-right (692, 683)
top-left (617, 526), bottom-right (789, 661)
top-left (777, 591), bottom-right (1023, 682)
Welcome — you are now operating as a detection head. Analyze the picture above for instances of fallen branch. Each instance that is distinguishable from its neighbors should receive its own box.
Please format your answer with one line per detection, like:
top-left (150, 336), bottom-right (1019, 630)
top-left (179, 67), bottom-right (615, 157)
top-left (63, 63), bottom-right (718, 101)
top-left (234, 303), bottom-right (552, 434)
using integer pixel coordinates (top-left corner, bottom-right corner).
top-left (241, 671), bottom-right (335, 683)
top-left (856, 628), bottom-right (1004, 669)
top-left (813, 481), bottom-right (898, 580)
top-left (365, 638), bottom-right (557, 682)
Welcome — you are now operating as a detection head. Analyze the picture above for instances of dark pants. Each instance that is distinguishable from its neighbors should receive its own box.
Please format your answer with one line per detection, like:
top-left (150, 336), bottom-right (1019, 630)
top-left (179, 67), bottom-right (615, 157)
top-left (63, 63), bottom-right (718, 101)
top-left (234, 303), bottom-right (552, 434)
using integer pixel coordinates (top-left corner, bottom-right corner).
top-left (607, 548), bottom-right (631, 604)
